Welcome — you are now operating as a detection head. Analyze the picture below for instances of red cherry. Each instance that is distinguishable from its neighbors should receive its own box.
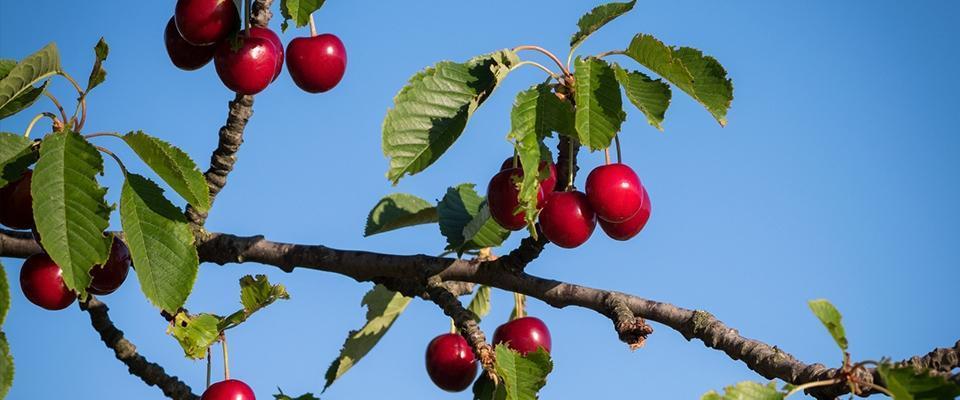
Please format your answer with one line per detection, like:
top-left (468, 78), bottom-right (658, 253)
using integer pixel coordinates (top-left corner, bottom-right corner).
top-left (214, 33), bottom-right (280, 95)
top-left (20, 253), bottom-right (76, 310)
top-left (425, 333), bottom-right (478, 392)
top-left (487, 168), bottom-right (544, 231)
top-left (174, 0), bottom-right (240, 46)
top-left (585, 163), bottom-right (644, 223)
top-left (493, 316), bottom-right (552, 355)
top-left (88, 237), bottom-right (132, 296)
top-left (285, 33), bottom-right (346, 93)
top-left (599, 185), bottom-right (651, 241)
top-left (200, 379), bottom-right (255, 400)
top-left (164, 16), bottom-right (216, 71)
top-left (0, 170), bottom-right (34, 230)
top-left (246, 26), bottom-right (284, 81)
top-left (499, 157), bottom-right (558, 193)
top-left (538, 191), bottom-right (596, 248)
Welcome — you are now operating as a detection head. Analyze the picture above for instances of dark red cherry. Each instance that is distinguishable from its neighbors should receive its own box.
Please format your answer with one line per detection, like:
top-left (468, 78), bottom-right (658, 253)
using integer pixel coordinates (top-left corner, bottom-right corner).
top-left (493, 316), bottom-right (552, 355)
top-left (487, 168), bottom-right (544, 231)
top-left (285, 33), bottom-right (346, 93)
top-left (20, 253), bottom-right (76, 310)
top-left (538, 190), bottom-right (596, 248)
top-left (214, 32), bottom-right (280, 95)
top-left (425, 333), bottom-right (478, 392)
top-left (585, 163), bottom-right (644, 223)
top-left (246, 26), bottom-right (284, 81)
top-left (200, 379), bottom-right (255, 400)
top-left (500, 157), bottom-right (558, 193)
top-left (174, 0), bottom-right (240, 46)
top-left (599, 185), bottom-right (651, 241)
top-left (164, 16), bottom-right (216, 71)
top-left (0, 170), bottom-right (34, 230)
top-left (88, 237), bottom-right (132, 296)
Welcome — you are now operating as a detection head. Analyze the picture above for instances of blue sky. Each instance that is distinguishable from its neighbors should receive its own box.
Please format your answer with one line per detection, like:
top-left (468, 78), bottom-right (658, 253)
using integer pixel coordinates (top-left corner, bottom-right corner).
top-left (2, 1), bottom-right (958, 399)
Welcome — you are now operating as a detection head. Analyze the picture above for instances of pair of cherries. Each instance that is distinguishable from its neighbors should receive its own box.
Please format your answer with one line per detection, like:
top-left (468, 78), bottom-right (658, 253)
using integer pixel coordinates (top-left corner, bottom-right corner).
top-left (425, 316), bottom-right (551, 392)
top-left (165, 0), bottom-right (346, 94)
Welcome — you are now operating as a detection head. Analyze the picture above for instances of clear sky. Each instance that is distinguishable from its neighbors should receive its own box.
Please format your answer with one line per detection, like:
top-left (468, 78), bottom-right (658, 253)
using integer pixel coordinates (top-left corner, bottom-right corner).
top-left (2, 1), bottom-right (958, 399)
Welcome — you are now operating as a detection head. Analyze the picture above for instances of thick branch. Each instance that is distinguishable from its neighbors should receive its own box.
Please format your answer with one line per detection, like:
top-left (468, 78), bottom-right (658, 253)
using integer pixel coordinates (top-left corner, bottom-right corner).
top-left (424, 277), bottom-right (497, 380)
top-left (604, 293), bottom-right (653, 350)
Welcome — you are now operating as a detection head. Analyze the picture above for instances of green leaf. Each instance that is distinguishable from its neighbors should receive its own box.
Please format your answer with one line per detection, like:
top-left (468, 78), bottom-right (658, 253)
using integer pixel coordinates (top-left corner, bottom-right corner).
top-left (0, 43), bottom-right (61, 115)
top-left (364, 193), bottom-right (438, 237)
top-left (0, 60), bottom-right (16, 79)
top-left (382, 50), bottom-right (519, 184)
top-left (0, 132), bottom-right (36, 187)
top-left (438, 184), bottom-right (509, 253)
top-left (120, 174), bottom-right (199, 313)
top-left (121, 131), bottom-right (210, 212)
top-left (0, 81), bottom-right (47, 120)
top-left (494, 345), bottom-right (553, 400)
top-left (807, 299), bottom-right (848, 351)
top-left (323, 285), bottom-right (411, 391)
top-left (167, 312), bottom-right (220, 359)
top-left (613, 64), bottom-right (671, 130)
top-left (274, 389), bottom-right (321, 400)
top-left (473, 374), bottom-right (506, 400)
top-left (461, 201), bottom-right (511, 252)
top-left (0, 332), bottom-right (12, 399)
top-left (219, 274), bottom-right (290, 331)
top-left (573, 57), bottom-right (626, 150)
top-left (570, 0), bottom-right (636, 49)
top-left (0, 261), bottom-right (8, 327)
top-left (623, 34), bottom-right (732, 126)
top-left (279, 0), bottom-right (325, 32)
top-left (466, 285), bottom-right (492, 322)
top-left (700, 381), bottom-right (784, 400)
top-left (32, 130), bottom-right (111, 296)
top-left (878, 364), bottom-right (960, 400)
top-left (86, 37), bottom-right (109, 92)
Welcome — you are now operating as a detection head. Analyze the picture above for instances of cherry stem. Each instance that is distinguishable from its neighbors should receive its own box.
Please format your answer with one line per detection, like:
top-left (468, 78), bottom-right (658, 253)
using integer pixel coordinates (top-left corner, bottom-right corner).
top-left (25, 112), bottom-right (57, 138)
top-left (244, 0), bottom-right (252, 34)
top-left (784, 378), bottom-right (842, 398)
top-left (449, 318), bottom-right (457, 334)
top-left (308, 13), bottom-right (317, 37)
top-left (512, 292), bottom-right (526, 319)
top-left (221, 333), bottom-right (230, 381)
top-left (594, 50), bottom-right (625, 60)
top-left (94, 145), bottom-right (128, 175)
top-left (83, 131), bottom-right (124, 140)
top-left (566, 136), bottom-right (575, 191)
top-left (614, 135), bottom-right (622, 163)
top-left (59, 72), bottom-right (87, 131)
top-left (43, 92), bottom-right (67, 124)
top-left (205, 352), bottom-right (212, 388)
top-left (604, 148), bottom-right (610, 165)
top-left (513, 45), bottom-right (571, 78)
top-left (512, 149), bottom-right (519, 169)
top-left (511, 61), bottom-right (560, 81)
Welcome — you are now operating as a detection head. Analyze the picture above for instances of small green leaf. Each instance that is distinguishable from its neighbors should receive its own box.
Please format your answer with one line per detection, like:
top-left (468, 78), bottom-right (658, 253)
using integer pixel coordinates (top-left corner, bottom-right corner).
top-left (570, 0), bottom-right (636, 49)
top-left (0, 132), bottom-right (36, 187)
top-left (120, 174), bottom-right (199, 313)
top-left (0, 261), bottom-right (8, 327)
top-left (466, 285), bottom-right (492, 322)
top-left (494, 345), bottom-right (553, 400)
top-left (219, 275), bottom-right (290, 331)
top-left (382, 50), bottom-right (519, 184)
top-left (323, 285), bottom-right (411, 391)
top-left (877, 364), bottom-right (960, 400)
top-left (86, 37), bottom-right (109, 92)
top-left (461, 202), bottom-right (511, 252)
top-left (0, 332), bottom-right (12, 399)
top-left (0, 43), bottom-right (61, 115)
top-left (32, 130), bottom-right (112, 297)
top-left (473, 374), bottom-right (506, 400)
top-left (167, 312), bottom-right (221, 359)
top-left (613, 64), bottom-right (671, 130)
top-left (364, 193), bottom-right (438, 237)
top-left (274, 389), bottom-right (321, 400)
top-left (700, 381), bottom-right (784, 400)
top-left (279, 0), bottom-right (326, 32)
top-left (0, 81), bottom-right (47, 120)
top-left (807, 299), bottom-right (848, 351)
top-left (438, 183), bottom-right (510, 253)
top-left (122, 131), bottom-right (211, 212)
top-left (0, 60), bottom-right (16, 79)
top-left (574, 57), bottom-right (626, 151)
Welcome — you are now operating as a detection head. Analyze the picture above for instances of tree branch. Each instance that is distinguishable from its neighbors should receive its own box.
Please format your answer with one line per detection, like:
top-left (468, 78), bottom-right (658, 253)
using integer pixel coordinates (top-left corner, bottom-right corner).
top-left (424, 276), bottom-right (497, 381)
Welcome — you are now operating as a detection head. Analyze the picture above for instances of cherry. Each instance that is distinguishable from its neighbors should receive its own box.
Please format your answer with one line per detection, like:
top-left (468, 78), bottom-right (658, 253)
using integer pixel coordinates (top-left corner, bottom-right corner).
top-left (599, 185), bottom-right (651, 241)
top-left (20, 253), bottom-right (76, 311)
top-left (425, 333), bottom-right (478, 392)
top-left (285, 33), bottom-right (346, 93)
top-left (487, 168), bottom-right (544, 231)
top-left (493, 316), bottom-right (552, 355)
top-left (246, 27), bottom-right (284, 81)
top-left (200, 379), bottom-right (255, 400)
top-left (500, 157), bottom-right (558, 193)
top-left (214, 32), bottom-right (280, 95)
top-left (88, 237), bottom-right (132, 296)
top-left (164, 16), bottom-right (217, 71)
top-left (538, 190), bottom-right (596, 248)
top-left (0, 170), bottom-right (34, 230)
top-left (585, 163), bottom-right (644, 223)
top-left (174, 0), bottom-right (240, 46)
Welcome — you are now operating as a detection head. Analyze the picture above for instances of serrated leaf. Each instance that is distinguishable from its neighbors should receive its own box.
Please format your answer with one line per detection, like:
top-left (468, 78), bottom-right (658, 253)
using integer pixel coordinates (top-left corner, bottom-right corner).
top-left (473, 374), bottom-right (507, 400)
top-left (623, 34), bottom-right (732, 126)
top-left (0, 133), bottom-right (36, 187)
top-left (0, 80), bottom-right (47, 120)
top-left (364, 193), bottom-right (438, 237)
top-left (807, 299), bottom-right (848, 351)
top-left (0, 43), bottom-right (61, 115)
top-left (32, 130), bottom-right (111, 297)
top-left (0, 332), bottom-right (12, 399)
top-left (613, 64), bottom-right (671, 130)
top-left (461, 202), bottom-right (511, 251)
top-left (120, 174), bottom-right (199, 313)
top-left (167, 312), bottom-right (220, 359)
top-left (466, 285), bottom-right (492, 323)
top-left (0, 261), bottom-right (8, 327)
top-left (700, 381), bottom-right (784, 400)
top-left (122, 131), bottom-right (210, 212)
top-left (219, 275), bottom-right (290, 331)
top-left (383, 50), bottom-right (519, 184)
top-left (323, 285), bottom-right (411, 391)
top-left (877, 364), bottom-right (960, 400)
top-left (86, 37), bottom-right (109, 92)
top-left (437, 183), bottom-right (508, 253)
top-left (494, 345), bottom-right (553, 400)
top-left (274, 389), bottom-right (321, 400)
top-left (280, 0), bottom-right (325, 32)
top-left (570, 0), bottom-right (636, 49)
top-left (574, 57), bottom-right (626, 150)
top-left (0, 60), bottom-right (15, 79)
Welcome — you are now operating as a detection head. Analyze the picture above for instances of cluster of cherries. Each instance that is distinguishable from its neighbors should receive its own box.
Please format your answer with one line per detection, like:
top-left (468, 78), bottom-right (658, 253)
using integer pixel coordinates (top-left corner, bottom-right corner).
top-left (487, 155), bottom-right (651, 248)
top-left (425, 316), bottom-right (551, 392)
top-left (165, 0), bottom-right (346, 94)
top-left (0, 170), bottom-right (132, 310)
